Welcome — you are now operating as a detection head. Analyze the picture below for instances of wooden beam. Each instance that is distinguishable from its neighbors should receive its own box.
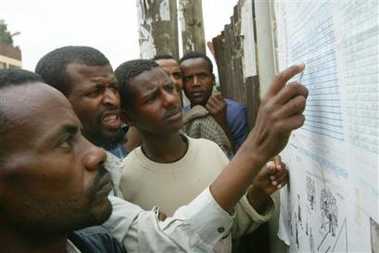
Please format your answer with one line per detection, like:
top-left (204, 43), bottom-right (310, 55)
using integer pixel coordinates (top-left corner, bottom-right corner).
top-left (179, 0), bottom-right (206, 54)
top-left (137, 0), bottom-right (179, 59)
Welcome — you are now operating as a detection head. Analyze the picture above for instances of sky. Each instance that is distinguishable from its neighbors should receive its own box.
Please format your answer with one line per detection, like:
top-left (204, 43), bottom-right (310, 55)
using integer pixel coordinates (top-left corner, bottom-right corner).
top-left (1, 0), bottom-right (238, 71)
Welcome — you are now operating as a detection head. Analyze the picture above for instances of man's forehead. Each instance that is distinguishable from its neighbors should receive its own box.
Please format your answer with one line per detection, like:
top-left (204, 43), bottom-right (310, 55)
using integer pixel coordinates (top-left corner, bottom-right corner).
top-left (180, 58), bottom-right (210, 72)
top-left (156, 58), bottom-right (179, 68)
top-left (131, 67), bottom-right (171, 90)
top-left (1, 82), bottom-right (76, 124)
top-left (66, 63), bottom-right (114, 81)
top-left (159, 63), bottom-right (181, 75)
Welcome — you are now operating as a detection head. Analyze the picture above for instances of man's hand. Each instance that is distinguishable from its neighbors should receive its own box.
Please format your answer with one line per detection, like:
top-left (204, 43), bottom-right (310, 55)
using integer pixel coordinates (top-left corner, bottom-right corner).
top-left (253, 160), bottom-right (288, 195)
top-left (247, 160), bottom-right (288, 213)
top-left (210, 64), bottom-right (307, 213)
top-left (206, 93), bottom-right (227, 127)
top-left (206, 93), bottom-right (234, 147)
top-left (239, 64), bottom-right (307, 168)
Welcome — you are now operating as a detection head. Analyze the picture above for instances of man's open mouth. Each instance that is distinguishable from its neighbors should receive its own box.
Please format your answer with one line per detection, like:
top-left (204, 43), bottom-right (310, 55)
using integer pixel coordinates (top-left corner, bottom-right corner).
top-left (102, 111), bottom-right (121, 129)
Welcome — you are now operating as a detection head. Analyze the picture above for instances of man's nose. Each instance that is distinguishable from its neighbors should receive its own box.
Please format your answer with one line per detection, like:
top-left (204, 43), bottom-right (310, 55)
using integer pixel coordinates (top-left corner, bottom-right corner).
top-left (193, 75), bottom-right (201, 87)
top-left (162, 91), bottom-right (178, 108)
top-left (103, 88), bottom-right (120, 107)
top-left (84, 144), bottom-right (107, 172)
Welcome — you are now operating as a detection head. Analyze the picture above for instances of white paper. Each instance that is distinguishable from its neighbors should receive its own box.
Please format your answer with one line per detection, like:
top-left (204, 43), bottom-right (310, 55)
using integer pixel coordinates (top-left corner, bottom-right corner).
top-left (275, 0), bottom-right (379, 252)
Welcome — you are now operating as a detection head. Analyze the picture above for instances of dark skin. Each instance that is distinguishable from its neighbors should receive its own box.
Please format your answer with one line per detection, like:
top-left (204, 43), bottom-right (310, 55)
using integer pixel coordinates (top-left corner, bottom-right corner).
top-left (65, 63), bottom-right (124, 148)
top-left (210, 64), bottom-right (307, 213)
top-left (180, 58), bottom-right (233, 148)
top-left (125, 66), bottom-right (296, 213)
top-left (0, 64), bottom-right (306, 253)
top-left (155, 58), bottom-right (184, 106)
top-left (0, 83), bottom-right (113, 253)
top-left (126, 67), bottom-right (187, 163)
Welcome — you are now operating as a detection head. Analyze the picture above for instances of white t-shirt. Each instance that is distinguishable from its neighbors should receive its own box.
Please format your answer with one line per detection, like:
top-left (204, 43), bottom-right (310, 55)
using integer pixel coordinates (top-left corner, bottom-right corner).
top-left (119, 136), bottom-right (273, 238)
top-left (121, 136), bottom-right (228, 215)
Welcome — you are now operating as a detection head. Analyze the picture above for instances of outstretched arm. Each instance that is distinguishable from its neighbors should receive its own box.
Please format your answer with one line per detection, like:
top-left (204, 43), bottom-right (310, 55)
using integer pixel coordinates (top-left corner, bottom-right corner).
top-left (105, 64), bottom-right (307, 252)
top-left (210, 64), bottom-right (307, 213)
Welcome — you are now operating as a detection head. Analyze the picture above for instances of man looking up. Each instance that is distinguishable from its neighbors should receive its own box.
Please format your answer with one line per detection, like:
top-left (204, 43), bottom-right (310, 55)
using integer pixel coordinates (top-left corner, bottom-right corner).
top-left (0, 69), bottom-right (125, 253)
top-left (35, 46), bottom-right (127, 159)
top-left (115, 59), bottom-right (290, 251)
top-left (180, 52), bottom-right (249, 152)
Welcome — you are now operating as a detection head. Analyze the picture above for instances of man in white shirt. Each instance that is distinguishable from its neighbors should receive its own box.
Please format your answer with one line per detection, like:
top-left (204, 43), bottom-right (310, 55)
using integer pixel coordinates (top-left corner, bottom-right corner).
top-left (108, 60), bottom-right (306, 252)
top-left (0, 62), bottom-right (307, 252)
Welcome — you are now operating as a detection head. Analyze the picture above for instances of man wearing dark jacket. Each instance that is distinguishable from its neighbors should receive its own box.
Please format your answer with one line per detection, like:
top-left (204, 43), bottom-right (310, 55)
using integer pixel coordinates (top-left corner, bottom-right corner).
top-left (0, 69), bottom-right (125, 253)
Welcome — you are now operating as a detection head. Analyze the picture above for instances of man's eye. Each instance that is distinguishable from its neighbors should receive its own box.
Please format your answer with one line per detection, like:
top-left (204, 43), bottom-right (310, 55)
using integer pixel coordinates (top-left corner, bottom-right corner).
top-left (198, 73), bottom-right (209, 80)
top-left (59, 135), bottom-right (75, 151)
top-left (173, 73), bottom-right (182, 80)
top-left (167, 85), bottom-right (176, 93)
top-left (145, 94), bottom-right (156, 103)
top-left (87, 90), bottom-right (101, 97)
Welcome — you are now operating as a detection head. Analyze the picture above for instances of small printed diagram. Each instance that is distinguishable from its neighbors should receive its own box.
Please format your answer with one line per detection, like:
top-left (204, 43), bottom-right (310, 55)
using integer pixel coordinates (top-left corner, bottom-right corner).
top-left (317, 187), bottom-right (348, 253)
top-left (290, 176), bottom-right (348, 253)
top-left (319, 188), bottom-right (338, 237)
top-left (307, 176), bottom-right (316, 211)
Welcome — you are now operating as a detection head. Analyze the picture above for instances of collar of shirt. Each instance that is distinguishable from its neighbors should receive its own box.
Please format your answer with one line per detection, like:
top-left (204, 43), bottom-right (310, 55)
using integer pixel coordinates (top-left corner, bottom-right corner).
top-left (67, 239), bottom-right (82, 253)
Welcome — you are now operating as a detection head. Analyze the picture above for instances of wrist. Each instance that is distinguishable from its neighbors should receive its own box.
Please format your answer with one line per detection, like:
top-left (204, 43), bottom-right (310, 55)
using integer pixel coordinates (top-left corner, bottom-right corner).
top-left (236, 143), bottom-right (267, 170)
top-left (247, 185), bottom-right (272, 214)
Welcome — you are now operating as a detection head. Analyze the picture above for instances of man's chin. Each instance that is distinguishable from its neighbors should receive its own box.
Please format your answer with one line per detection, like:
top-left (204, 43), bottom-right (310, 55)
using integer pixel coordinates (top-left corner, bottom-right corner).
top-left (90, 198), bottom-right (113, 225)
top-left (90, 128), bottom-right (125, 148)
top-left (190, 99), bottom-right (207, 107)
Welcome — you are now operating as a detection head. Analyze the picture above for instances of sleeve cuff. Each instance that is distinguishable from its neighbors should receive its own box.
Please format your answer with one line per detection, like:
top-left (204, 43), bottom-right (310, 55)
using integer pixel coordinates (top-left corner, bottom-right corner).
top-left (239, 194), bottom-right (275, 224)
top-left (171, 187), bottom-right (234, 246)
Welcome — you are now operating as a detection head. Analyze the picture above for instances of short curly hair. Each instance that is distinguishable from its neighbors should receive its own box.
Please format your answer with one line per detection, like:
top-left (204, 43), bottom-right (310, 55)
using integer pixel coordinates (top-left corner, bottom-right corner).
top-left (35, 46), bottom-right (110, 95)
top-left (0, 69), bottom-right (43, 162)
top-left (153, 54), bottom-right (176, 61)
top-left (115, 59), bottom-right (159, 111)
top-left (179, 51), bottom-right (213, 73)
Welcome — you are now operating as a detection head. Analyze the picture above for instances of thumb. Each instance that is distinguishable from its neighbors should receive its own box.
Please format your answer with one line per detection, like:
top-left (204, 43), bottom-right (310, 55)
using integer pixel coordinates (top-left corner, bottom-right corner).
top-left (258, 162), bottom-right (276, 178)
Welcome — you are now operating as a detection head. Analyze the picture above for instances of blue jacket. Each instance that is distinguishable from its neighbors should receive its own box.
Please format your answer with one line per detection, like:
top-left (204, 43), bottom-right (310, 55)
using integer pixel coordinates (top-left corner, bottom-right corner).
top-left (69, 226), bottom-right (126, 253)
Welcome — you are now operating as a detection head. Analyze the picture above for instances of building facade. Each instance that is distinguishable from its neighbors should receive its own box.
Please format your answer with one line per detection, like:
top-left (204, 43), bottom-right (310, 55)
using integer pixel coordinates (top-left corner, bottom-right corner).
top-left (0, 42), bottom-right (22, 69)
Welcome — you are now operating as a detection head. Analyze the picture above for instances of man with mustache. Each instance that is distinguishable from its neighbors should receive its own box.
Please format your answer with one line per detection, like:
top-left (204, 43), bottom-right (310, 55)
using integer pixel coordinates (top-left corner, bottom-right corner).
top-left (0, 69), bottom-right (125, 253)
top-left (115, 59), bottom-right (295, 251)
top-left (35, 46), bottom-right (127, 159)
top-left (35, 46), bottom-right (127, 196)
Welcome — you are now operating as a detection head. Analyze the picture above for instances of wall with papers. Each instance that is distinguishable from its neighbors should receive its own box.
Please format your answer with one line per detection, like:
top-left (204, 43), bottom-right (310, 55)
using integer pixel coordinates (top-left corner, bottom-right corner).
top-left (274, 1), bottom-right (379, 252)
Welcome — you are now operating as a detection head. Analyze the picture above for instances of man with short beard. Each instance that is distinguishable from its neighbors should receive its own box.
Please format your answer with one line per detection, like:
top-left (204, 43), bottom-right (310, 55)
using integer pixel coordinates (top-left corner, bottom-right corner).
top-left (0, 69), bottom-right (125, 253)
top-left (35, 46), bottom-right (127, 196)
top-left (35, 46), bottom-right (127, 159)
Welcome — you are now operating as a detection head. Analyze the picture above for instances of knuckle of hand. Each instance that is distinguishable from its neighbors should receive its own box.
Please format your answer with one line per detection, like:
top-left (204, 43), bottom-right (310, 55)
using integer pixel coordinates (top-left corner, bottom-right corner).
top-left (293, 96), bottom-right (306, 110)
top-left (276, 73), bottom-right (285, 84)
top-left (262, 103), bottom-right (274, 115)
top-left (296, 115), bottom-right (305, 127)
top-left (273, 121), bottom-right (283, 132)
top-left (289, 84), bottom-right (300, 94)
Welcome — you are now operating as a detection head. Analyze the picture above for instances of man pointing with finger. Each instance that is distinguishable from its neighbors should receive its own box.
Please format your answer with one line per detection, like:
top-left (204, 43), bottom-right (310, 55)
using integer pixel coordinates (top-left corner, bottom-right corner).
top-left (0, 63), bottom-right (307, 253)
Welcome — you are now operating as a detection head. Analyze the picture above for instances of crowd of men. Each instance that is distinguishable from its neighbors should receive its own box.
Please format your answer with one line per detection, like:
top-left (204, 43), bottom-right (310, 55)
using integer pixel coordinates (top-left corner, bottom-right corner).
top-left (0, 45), bottom-right (307, 253)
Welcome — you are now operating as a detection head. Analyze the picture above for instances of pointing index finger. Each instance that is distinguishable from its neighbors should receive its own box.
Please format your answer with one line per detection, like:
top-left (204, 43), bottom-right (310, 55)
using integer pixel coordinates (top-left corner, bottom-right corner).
top-left (266, 64), bottom-right (305, 99)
